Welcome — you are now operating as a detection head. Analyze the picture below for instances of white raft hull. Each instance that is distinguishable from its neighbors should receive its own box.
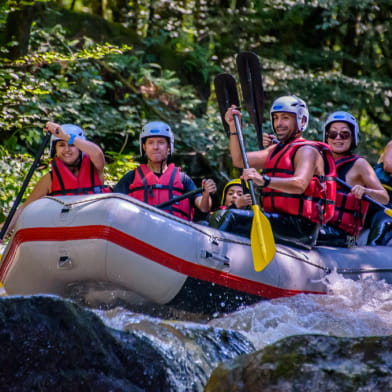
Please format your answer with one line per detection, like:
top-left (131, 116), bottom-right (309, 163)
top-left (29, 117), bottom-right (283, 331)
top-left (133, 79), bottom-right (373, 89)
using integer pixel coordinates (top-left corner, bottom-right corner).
top-left (1, 194), bottom-right (392, 309)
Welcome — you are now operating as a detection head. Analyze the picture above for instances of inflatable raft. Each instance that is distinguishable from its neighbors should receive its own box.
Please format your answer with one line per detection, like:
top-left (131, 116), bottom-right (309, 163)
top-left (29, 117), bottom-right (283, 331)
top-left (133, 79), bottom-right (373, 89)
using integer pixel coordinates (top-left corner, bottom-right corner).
top-left (1, 193), bottom-right (392, 313)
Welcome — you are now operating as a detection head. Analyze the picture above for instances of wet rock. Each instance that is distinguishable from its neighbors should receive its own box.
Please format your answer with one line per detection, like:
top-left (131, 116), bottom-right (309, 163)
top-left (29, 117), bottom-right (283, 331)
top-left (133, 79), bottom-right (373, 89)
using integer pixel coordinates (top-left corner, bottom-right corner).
top-left (205, 334), bottom-right (392, 392)
top-left (0, 295), bottom-right (254, 391)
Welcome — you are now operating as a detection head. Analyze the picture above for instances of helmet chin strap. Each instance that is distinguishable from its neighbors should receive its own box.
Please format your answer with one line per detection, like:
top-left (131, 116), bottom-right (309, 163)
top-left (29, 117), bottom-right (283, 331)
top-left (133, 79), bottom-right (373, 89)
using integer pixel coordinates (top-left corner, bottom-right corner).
top-left (146, 157), bottom-right (168, 174)
top-left (159, 159), bottom-right (166, 175)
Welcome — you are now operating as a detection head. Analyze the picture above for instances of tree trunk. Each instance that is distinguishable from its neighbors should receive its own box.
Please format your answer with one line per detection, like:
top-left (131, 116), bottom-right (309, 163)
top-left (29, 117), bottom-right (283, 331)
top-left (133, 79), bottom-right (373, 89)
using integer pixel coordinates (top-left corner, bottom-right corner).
top-left (4, 4), bottom-right (38, 60)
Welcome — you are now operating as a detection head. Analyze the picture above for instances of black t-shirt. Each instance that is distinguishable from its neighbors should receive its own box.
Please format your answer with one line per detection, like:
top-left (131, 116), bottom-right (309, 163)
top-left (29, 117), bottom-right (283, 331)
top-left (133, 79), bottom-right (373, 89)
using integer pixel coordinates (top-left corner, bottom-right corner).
top-left (113, 168), bottom-right (202, 204)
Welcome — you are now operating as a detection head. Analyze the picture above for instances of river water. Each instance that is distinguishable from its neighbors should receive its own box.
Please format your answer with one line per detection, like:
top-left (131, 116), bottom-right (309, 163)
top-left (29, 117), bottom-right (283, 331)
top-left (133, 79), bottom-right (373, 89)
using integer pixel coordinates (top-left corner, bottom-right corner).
top-left (94, 269), bottom-right (392, 350)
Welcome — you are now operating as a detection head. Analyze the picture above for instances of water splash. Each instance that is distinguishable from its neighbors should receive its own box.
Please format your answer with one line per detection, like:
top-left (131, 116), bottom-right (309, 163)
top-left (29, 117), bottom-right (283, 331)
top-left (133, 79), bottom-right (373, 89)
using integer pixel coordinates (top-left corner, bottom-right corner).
top-left (92, 270), bottom-right (392, 354)
top-left (209, 270), bottom-right (392, 350)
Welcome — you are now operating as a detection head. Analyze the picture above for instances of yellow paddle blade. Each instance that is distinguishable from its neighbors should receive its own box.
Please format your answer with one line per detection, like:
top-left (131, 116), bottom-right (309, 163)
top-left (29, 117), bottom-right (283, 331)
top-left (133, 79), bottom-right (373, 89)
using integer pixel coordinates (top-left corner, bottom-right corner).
top-left (250, 204), bottom-right (276, 272)
top-left (385, 208), bottom-right (392, 218)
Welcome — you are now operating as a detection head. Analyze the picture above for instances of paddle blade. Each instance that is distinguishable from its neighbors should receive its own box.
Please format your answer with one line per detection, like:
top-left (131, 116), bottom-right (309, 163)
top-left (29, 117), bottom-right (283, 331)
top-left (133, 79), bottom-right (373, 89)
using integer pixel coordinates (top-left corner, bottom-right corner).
top-left (250, 204), bottom-right (276, 271)
top-left (236, 52), bottom-right (265, 149)
top-left (214, 73), bottom-right (240, 135)
top-left (385, 208), bottom-right (392, 218)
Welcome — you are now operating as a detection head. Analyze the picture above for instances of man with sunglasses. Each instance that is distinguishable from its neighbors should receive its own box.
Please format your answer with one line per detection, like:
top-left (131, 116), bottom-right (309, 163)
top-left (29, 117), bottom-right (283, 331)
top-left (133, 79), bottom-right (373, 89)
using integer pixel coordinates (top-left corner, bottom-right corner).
top-left (225, 96), bottom-right (336, 249)
top-left (318, 111), bottom-right (389, 246)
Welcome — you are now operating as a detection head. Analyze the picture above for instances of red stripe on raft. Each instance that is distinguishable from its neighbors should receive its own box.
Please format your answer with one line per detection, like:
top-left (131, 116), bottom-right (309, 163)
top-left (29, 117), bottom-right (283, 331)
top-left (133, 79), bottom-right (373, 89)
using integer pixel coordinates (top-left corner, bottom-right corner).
top-left (0, 225), bottom-right (321, 299)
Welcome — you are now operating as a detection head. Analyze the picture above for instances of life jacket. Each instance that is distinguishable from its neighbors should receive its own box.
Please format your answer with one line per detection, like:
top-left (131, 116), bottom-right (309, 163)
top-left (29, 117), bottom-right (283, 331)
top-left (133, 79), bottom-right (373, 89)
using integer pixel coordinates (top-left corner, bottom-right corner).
top-left (374, 162), bottom-right (392, 198)
top-left (128, 163), bottom-right (193, 221)
top-left (328, 155), bottom-right (369, 236)
top-left (49, 155), bottom-right (111, 196)
top-left (262, 138), bottom-right (336, 224)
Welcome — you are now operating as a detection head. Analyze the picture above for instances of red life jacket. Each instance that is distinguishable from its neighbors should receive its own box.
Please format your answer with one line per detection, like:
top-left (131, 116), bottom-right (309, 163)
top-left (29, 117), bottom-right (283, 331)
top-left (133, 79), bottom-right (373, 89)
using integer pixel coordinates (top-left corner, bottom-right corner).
top-left (49, 155), bottom-right (111, 196)
top-left (128, 163), bottom-right (193, 221)
top-left (262, 139), bottom-right (336, 224)
top-left (329, 155), bottom-right (369, 236)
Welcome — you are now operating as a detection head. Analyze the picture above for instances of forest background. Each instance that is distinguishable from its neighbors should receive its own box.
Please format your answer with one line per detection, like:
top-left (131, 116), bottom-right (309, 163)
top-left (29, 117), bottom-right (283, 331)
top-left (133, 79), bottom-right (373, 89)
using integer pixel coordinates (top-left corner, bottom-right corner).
top-left (0, 0), bottom-right (391, 221)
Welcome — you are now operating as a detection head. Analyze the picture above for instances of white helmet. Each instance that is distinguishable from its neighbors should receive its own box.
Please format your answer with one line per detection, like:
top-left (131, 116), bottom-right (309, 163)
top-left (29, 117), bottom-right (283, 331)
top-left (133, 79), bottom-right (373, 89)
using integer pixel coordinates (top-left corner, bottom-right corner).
top-left (50, 124), bottom-right (86, 157)
top-left (323, 111), bottom-right (359, 149)
top-left (139, 121), bottom-right (174, 157)
top-left (270, 95), bottom-right (309, 132)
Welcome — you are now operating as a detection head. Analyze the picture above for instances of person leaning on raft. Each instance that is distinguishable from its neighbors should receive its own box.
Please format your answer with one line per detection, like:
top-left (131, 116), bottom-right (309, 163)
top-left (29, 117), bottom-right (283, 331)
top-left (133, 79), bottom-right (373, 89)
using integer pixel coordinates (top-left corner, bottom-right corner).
top-left (113, 121), bottom-right (217, 221)
top-left (209, 178), bottom-right (253, 237)
top-left (219, 178), bottom-right (252, 210)
top-left (316, 111), bottom-right (389, 247)
top-left (224, 96), bottom-right (336, 249)
top-left (2, 122), bottom-right (110, 238)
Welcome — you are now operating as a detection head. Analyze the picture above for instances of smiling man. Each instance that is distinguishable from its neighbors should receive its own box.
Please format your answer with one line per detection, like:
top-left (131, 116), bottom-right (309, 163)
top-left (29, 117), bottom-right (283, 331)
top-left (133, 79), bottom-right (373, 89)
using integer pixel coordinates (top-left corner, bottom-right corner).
top-left (114, 121), bottom-right (216, 221)
top-left (224, 96), bottom-right (336, 249)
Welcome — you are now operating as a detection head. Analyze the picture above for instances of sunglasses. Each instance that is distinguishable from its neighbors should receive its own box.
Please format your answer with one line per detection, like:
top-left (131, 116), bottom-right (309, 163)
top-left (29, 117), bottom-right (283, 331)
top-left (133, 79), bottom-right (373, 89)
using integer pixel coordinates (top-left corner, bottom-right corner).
top-left (327, 130), bottom-right (352, 140)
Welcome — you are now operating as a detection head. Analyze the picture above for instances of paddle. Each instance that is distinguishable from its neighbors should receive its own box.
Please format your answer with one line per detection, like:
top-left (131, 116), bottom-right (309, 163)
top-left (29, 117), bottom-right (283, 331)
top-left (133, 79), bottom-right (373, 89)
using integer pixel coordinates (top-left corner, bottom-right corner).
top-left (0, 131), bottom-right (52, 241)
top-left (155, 187), bottom-right (204, 209)
top-left (236, 51), bottom-right (265, 149)
top-left (336, 177), bottom-right (392, 218)
top-left (214, 72), bottom-right (276, 271)
top-left (237, 51), bottom-right (279, 146)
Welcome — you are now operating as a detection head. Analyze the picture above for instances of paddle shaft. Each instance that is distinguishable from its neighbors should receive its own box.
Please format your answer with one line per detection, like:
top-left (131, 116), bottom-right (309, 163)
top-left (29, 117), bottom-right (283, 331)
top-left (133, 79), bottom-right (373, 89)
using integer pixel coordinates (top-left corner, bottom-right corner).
top-left (0, 132), bottom-right (52, 240)
top-left (155, 187), bottom-right (204, 209)
top-left (336, 177), bottom-right (392, 214)
top-left (233, 115), bottom-right (257, 205)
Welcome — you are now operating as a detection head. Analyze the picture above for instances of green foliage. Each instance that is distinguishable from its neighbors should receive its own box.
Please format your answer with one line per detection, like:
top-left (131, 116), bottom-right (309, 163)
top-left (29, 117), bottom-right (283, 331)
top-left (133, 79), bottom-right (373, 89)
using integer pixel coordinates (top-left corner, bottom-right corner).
top-left (0, 146), bottom-right (47, 221)
top-left (104, 151), bottom-right (139, 188)
top-left (0, 17), bottom-right (226, 216)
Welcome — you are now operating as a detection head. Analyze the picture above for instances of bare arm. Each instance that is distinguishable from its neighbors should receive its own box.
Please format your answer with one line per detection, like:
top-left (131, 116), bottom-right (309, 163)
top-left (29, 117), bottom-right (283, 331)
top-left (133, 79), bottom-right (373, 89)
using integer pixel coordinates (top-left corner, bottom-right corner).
top-left (194, 179), bottom-right (217, 213)
top-left (3, 173), bottom-right (52, 237)
top-left (348, 158), bottom-right (389, 204)
top-left (241, 145), bottom-right (321, 194)
top-left (46, 122), bottom-right (106, 182)
top-left (382, 141), bottom-right (392, 173)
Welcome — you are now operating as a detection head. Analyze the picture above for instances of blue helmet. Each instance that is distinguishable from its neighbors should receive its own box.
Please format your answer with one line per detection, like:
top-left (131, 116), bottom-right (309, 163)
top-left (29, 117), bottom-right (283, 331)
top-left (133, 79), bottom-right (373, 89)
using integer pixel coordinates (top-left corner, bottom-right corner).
top-left (139, 121), bottom-right (174, 157)
top-left (270, 95), bottom-right (309, 133)
top-left (323, 111), bottom-right (359, 149)
top-left (50, 124), bottom-right (86, 157)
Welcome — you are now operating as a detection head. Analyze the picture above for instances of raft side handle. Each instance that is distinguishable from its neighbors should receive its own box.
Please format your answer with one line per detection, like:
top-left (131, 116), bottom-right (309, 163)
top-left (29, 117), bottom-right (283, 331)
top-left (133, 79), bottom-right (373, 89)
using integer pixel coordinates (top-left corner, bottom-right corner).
top-left (58, 255), bottom-right (73, 269)
top-left (210, 237), bottom-right (219, 246)
top-left (200, 249), bottom-right (230, 266)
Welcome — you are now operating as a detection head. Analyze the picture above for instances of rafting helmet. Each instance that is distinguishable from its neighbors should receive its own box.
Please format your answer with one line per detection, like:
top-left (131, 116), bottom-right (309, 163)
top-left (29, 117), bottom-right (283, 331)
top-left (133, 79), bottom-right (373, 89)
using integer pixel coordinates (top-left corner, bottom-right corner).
top-left (221, 178), bottom-right (249, 205)
top-left (323, 111), bottom-right (359, 150)
top-left (270, 95), bottom-right (309, 133)
top-left (50, 124), bottom-right (86, 158)
top-left (139, 121), bottom-right (174, 157)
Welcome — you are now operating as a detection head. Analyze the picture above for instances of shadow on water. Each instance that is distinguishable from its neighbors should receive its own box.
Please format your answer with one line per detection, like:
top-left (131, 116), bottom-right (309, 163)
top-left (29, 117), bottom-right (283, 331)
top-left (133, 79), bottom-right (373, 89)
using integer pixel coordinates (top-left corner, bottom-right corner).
top-left (65, 276), bottom-right (265, 323)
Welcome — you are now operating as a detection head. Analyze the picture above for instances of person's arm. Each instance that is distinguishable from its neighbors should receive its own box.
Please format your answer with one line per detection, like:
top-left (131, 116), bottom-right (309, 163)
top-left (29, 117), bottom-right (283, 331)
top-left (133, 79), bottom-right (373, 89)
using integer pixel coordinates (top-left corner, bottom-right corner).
top-left (224, 105), bottom-right (271, 169)
top-left (3, 173), bottom-right (52, 237)
top-left (45, 122), bottom-right (106, 183)
top-left (241, 145), bottom-right (320, 194)
top-left (194, 178), bottom-right (216, 213)
top-left (113, 171), bottom-right (134, 194)
top-left (382, 141), bottom-right (392, 173)
top-left (349, 158), bottom-right (389, 204)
